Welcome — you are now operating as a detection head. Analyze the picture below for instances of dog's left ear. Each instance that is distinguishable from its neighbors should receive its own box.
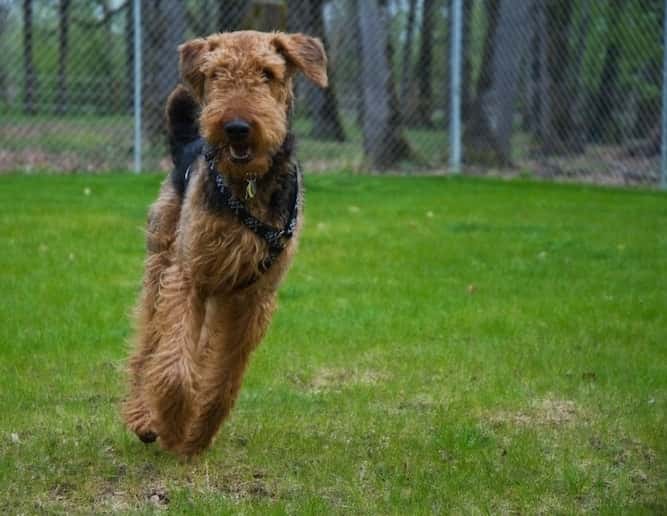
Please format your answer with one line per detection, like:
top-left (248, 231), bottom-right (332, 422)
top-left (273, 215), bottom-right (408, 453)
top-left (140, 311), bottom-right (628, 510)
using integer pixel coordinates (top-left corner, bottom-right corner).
top-left (179, 37), bottom-right (209, 100)
top-left (273, 33), bottom-right (328, 88)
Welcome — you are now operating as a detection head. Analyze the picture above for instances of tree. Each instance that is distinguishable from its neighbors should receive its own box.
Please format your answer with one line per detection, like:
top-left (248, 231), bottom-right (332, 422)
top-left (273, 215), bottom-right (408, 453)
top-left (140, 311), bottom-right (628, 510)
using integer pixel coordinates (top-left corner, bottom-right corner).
top-left (464, 0), bottom-right (533, 166)
top-left (0, 1), bottom-right (9, 106)
top-left (524, 2), bottom-right (545, 136)
top-left (125, 0), bottom-right (133, 112)
top-left (56, 0), bottom-right (71, 115)
top-left (142, 0), bottom-right (186, 142)
top-left (411, 0), bottom-right (436, 127)
top-left (356, 0), bottom-right (412, 169)
top-left (217, 0), bottom-right (251, 31)
top-left (587, 0), bottom-right (625, 144)
top-left (399, 0), bottom-right (418, 108)
top-left (288, 0), bottom-right (346, 141)
top-left (251, 0), bottom-right (284, 30)
top-left (97, 0), bottom-right (116, 113)
top-left (349, 0), bottom-right (364, 127)
top-left (461, 0), bottom-right (473, 122)
top-left (540, 0), bottom-right (583, 155)
top-left (23, 0), bottom-right (36, 115)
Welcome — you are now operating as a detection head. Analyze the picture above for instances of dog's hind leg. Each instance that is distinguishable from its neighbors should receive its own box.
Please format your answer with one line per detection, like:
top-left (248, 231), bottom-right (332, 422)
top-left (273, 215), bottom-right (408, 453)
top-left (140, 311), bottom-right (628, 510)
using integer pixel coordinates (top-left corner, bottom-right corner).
top-left (122, 179), bottom-right (182, 443)
top-left (176, 291), bottom-right (276, 457)
top-left (142, 264), bottom-right (206, 452)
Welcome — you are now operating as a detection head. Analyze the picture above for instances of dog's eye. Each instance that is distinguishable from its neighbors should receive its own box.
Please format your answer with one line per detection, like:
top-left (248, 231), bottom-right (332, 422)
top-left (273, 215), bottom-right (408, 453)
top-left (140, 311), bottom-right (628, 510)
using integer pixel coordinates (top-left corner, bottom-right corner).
top-left (262, 68), bottom-right (275, 81)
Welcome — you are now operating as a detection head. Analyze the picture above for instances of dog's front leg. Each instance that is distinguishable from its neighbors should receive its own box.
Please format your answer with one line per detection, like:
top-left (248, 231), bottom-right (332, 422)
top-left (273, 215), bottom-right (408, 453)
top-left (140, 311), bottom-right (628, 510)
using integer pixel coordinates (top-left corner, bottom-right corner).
top-left (142, 264), bottom-right (206, 452)
top-left (123, 179), bottom-right (182, 443)
top-left (176, 290), bottom-right (276, 456)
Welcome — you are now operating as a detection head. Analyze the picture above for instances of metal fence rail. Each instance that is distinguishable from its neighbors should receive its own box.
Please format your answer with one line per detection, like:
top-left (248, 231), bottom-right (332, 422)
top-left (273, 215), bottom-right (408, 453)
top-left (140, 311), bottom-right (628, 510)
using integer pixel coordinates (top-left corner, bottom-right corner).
top-left (0, 0), bottom-right (665, 188)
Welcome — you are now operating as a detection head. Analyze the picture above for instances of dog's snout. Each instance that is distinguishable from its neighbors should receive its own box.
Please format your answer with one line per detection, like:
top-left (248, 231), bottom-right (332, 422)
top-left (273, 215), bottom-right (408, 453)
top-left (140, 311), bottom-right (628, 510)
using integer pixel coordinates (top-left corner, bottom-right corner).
top-left (224, 119), bottom-right (250, 141)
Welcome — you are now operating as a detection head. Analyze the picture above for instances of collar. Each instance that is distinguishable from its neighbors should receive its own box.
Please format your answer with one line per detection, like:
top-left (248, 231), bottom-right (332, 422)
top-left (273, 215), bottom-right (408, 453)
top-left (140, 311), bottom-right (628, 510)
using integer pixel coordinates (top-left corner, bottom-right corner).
top-left (201, 140), bottom-right (301, 272)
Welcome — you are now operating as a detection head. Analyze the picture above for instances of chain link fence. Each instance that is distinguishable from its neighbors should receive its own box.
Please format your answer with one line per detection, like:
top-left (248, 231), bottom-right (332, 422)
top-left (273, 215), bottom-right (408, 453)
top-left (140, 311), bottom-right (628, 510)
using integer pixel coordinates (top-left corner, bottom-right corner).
top-left (0, 0), bottom-right (665, 187)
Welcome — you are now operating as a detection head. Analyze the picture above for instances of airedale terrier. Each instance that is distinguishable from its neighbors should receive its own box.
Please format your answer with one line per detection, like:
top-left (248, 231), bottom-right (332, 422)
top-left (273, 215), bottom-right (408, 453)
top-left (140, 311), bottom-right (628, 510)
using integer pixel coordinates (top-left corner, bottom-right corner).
top-left (121, 31), bottom-right (328, 457)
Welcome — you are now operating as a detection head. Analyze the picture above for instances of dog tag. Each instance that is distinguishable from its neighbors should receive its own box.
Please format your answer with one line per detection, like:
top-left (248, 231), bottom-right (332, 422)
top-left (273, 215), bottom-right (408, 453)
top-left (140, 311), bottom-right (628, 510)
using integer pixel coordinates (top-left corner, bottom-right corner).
top-left (246, 177), bottom-right (257, 199)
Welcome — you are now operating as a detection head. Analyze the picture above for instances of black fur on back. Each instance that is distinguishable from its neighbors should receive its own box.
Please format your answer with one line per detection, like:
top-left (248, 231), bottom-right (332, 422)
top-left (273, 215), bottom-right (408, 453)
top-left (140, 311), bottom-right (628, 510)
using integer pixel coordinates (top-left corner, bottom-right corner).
top-left (165, 85), bottom-right (202, 197)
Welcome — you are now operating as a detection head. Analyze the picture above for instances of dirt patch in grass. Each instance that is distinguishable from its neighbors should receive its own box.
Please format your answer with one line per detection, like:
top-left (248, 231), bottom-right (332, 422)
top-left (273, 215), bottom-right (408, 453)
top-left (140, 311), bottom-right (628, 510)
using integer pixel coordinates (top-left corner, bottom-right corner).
top-left (97, 486), bottom-right (131, 512)
top-left (91, 464), bottom-right (276, 512)
top-left (487, 398), bottom-right (666, 512)
top-left (397, 393), bottom-right (444, 411)
top-left (182, 462), bottom-right (277, 504)
top-left (303, 367), bottom-right (389, 393)
top-left (587, 434), bottom-right (665, 511)
top-left (213, 471), bottom-right (275, 502)
top-left (488, 397), bottom-right (582, 428)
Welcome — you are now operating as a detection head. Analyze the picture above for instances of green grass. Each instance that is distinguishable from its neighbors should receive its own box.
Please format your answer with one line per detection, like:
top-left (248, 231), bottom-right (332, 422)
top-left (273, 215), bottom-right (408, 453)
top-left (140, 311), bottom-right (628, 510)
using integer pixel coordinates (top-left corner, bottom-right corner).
top-left (1, 173), bottom-right (666, 514)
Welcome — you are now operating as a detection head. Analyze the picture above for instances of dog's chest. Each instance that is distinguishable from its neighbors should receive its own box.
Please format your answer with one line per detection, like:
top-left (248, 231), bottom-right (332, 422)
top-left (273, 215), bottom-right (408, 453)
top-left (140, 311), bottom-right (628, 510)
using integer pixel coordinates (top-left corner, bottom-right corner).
top-left (181, 164), bottom-right (300, 289)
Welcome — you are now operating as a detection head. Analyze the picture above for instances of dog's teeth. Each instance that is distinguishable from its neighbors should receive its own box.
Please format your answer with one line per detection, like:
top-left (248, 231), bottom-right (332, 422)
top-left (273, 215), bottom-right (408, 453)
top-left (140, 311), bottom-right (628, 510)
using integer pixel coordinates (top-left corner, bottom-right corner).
top-left (229, 146), bottom-right (250, 160)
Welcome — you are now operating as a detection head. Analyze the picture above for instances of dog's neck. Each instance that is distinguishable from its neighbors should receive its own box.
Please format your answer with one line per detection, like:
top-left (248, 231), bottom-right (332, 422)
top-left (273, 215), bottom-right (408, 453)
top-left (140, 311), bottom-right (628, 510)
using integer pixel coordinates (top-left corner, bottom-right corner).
top-left (205, 132), bottom-right (295, 204)
top-left (202, 132), bottom-right (298, 229)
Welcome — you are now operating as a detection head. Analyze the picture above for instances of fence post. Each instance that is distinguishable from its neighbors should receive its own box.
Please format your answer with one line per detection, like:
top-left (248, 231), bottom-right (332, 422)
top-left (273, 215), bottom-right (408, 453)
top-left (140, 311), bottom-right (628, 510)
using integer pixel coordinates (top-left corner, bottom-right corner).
top-left (133, 0), bottom-right (142, 174)
top-left (449, 0), bottom-right (463, 173)
top-left (662, 0), bottom-right (667, 189)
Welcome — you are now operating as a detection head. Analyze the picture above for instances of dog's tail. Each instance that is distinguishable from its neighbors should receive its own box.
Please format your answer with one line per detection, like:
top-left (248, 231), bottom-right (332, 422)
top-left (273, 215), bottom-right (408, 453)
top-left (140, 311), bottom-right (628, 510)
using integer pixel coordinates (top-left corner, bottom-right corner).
top-left (165, 85), bottom-right (203, 194)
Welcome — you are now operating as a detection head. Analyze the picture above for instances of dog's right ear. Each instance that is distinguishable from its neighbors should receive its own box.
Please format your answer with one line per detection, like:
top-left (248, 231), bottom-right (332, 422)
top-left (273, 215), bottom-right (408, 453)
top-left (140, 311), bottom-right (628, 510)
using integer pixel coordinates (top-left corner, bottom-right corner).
top-left (179, 38), bottom-right (209, 100)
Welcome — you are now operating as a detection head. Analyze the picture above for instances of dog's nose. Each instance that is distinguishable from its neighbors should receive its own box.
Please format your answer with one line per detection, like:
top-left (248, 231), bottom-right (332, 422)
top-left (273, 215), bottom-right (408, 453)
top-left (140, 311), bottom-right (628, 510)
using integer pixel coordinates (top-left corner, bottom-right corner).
top-left (224, 119), bottom-right (250, 141)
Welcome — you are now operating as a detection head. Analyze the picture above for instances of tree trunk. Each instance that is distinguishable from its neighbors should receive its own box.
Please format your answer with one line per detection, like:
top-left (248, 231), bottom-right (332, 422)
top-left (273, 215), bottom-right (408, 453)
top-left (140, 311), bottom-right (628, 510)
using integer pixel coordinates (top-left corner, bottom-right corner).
top-left (464, 0), bottom-right (533, 166)
top-left (633, 56), bottom-right (662, 140)
top-left (383, 2), bottom-right (405, 143)
top-left (0, 3), bottom-right (10, 105)
top-left (23, 0), bottom-right (36, 115)
top-left (254, 1), bottom-right (284, 31)
top-left (56, 0), bottom-right (70, 115)
top-left (289, 0), bottom-right (346, 141)
top-left (399, 0), bottom-right (418, 109)
top-left (142, 0), bottom-right (187, 143)
top-left (632, 0), bottom-right (663, 138)
top-left (125, 1), bottom-right (134, 113)
top-left (411, 0), bottom-right (435, 127)
top-left (461, 0), bottom-right (473, 122)
top-left (356, 0), bottom-right (412, 169)
top-left (587, 0), bottom-right (625, 143)
top-left (569, 0), bottom-right (591, 141)
top-left (350, 0), bottom-right (364, 127)
top-left (187, 0), bottom-right (216, 35)
top-left (217, 1), bottom-right (251, 31)
top-left (98, 0), bottom-right (116, 114)
top-left (524, 2), bottom-right (540, 135)
top-left (541, 0), bottom-right (583, 155)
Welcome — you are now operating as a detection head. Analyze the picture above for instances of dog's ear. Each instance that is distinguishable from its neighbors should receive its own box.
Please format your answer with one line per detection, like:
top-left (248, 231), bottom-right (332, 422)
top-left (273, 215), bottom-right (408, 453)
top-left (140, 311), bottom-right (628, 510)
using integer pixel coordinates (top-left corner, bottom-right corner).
top-left (273, 33), bottom-right (328, 88)
top-left (179, 38), bottom-right (209, 99)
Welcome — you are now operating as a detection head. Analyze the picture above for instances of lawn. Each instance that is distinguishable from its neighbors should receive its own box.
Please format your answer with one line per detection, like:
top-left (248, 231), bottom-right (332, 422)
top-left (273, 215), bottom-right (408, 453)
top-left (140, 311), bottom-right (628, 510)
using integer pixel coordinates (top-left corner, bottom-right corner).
top-left (0, 172), bottom-right (666, 514)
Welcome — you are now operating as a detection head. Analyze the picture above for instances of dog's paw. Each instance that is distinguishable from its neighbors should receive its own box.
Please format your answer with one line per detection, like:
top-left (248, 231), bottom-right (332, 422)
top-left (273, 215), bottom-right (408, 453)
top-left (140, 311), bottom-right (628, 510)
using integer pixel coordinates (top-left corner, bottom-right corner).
top-left (138, 430), bottom-right (158, 444)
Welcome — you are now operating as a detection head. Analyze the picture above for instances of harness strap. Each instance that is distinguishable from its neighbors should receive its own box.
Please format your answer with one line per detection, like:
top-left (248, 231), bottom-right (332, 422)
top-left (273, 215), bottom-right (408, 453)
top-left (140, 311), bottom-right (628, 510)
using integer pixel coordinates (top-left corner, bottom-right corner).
top-left (204, 153), bottom-right (301, 271)
top-left (177, 141), bottom-right (301, 273)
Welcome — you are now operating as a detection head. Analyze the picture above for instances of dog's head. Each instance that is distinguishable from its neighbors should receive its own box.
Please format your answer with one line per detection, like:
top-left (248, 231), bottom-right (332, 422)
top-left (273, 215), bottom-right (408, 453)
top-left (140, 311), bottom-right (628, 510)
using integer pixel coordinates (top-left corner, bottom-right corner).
top-left (179, 31), bottom-right (327, 178)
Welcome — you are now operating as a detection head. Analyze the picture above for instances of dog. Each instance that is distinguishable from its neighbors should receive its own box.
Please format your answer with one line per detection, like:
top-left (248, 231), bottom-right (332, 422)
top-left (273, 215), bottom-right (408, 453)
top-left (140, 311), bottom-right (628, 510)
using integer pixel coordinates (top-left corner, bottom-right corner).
top-left (121, 31), bottom-right (328, 457)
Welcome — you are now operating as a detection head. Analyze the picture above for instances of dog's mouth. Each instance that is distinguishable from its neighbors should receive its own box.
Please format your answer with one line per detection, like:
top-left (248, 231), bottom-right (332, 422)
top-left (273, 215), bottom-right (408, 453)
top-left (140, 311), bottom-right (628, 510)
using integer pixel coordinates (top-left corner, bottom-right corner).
top-left (229, 143), bottom-right (252, 164)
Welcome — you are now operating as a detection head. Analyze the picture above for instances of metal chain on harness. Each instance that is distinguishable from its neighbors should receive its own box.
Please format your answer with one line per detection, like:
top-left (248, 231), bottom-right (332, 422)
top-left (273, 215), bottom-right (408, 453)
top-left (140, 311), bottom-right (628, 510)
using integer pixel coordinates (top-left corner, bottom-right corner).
top-left (200, 146), bottom-right (302, 272)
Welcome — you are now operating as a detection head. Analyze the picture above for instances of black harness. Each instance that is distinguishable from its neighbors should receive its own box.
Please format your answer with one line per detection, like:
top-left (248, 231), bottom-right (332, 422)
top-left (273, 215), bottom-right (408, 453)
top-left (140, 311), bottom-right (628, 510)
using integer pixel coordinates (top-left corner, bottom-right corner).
top-left (177, 139), bottom-right (302, 273)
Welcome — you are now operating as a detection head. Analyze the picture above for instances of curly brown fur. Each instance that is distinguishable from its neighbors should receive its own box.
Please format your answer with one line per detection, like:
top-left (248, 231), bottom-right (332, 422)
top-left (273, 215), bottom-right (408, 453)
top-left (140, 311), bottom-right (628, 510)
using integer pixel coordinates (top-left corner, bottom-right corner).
top-left (121, 31), bottom-right (327, 457)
